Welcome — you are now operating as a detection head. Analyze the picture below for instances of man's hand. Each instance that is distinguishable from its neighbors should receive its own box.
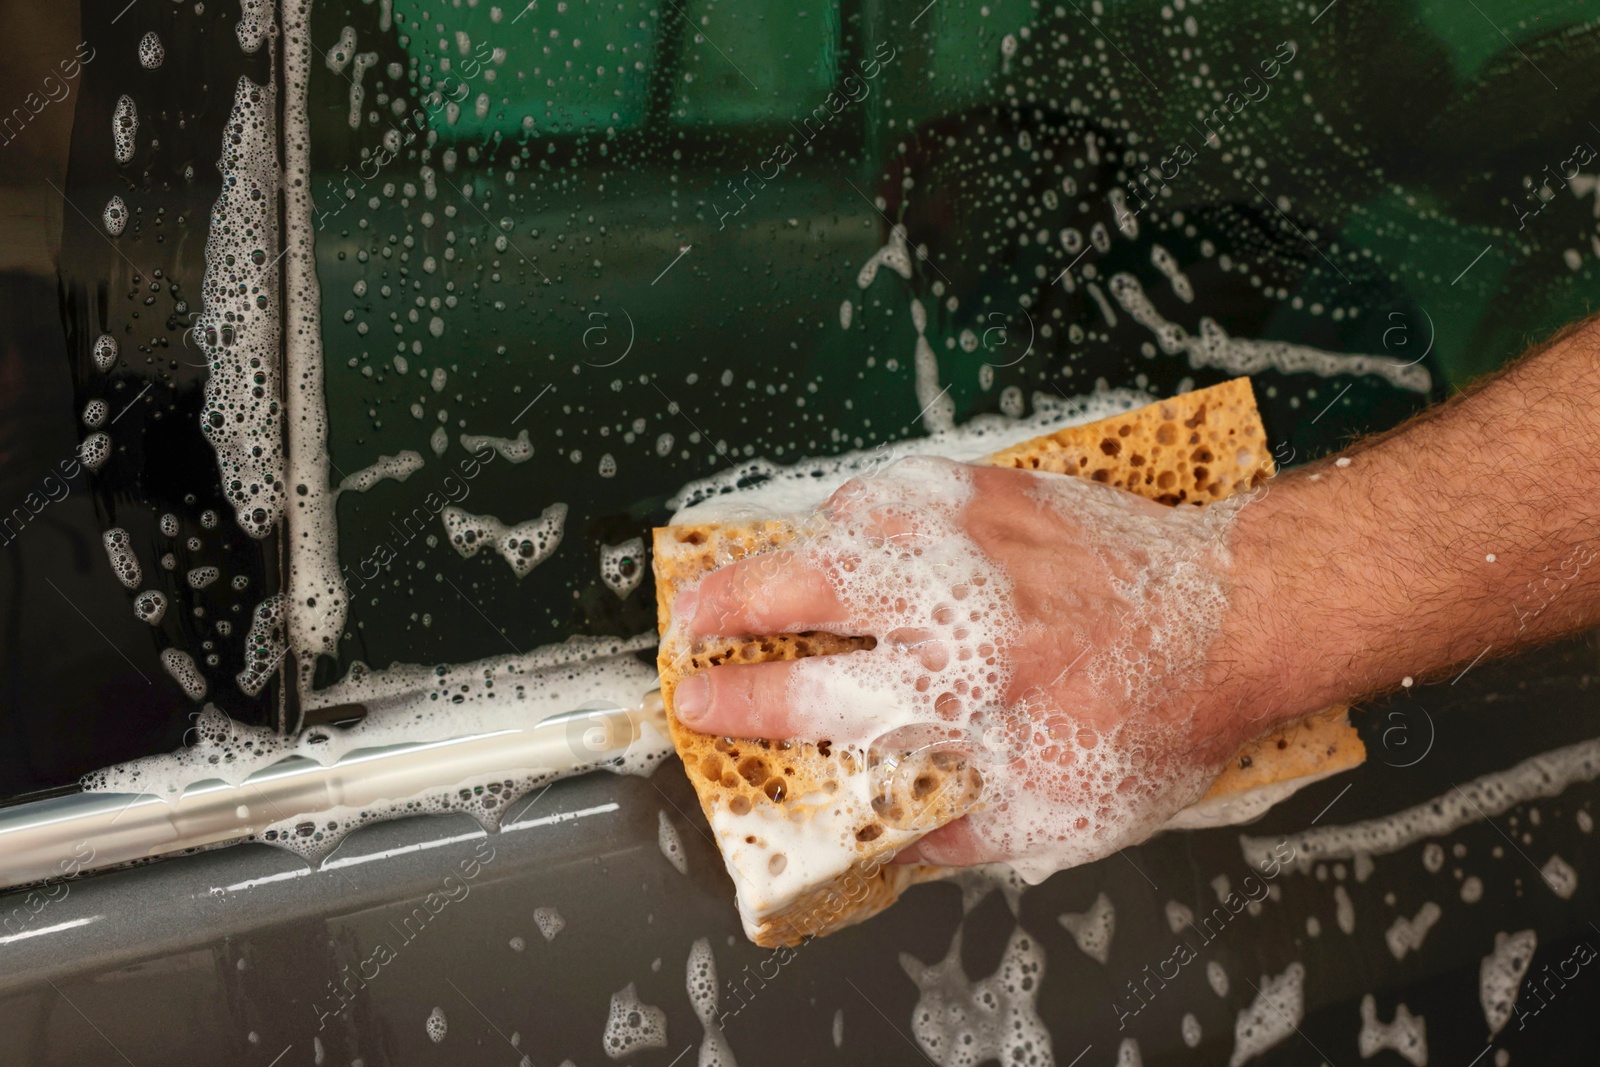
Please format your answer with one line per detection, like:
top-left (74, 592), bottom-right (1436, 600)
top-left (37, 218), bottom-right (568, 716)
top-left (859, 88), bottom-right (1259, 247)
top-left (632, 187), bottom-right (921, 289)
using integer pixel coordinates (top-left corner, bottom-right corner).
top-left (669, 455), bottom-right (1270, 882)
top-left (667, 315), bottom-right (1600, 882)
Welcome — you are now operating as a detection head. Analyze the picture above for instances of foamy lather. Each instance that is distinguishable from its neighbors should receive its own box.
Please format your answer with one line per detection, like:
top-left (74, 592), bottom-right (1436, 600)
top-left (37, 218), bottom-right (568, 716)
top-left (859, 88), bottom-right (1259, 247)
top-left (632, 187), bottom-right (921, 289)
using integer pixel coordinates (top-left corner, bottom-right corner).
top-left (686, 455), bottom-right (1245, 883)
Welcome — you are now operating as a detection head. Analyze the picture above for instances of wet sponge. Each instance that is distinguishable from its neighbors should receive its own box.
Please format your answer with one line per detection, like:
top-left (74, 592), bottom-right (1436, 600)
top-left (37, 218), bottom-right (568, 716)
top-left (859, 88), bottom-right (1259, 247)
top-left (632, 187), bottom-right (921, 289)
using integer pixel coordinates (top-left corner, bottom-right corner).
top-left (654, 377), bottom-right (1364, 947)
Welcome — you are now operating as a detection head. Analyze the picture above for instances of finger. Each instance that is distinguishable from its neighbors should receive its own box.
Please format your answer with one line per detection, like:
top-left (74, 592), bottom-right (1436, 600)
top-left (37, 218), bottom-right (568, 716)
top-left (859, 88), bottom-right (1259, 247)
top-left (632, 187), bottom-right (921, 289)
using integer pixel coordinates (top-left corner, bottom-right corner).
top-left (684, 549), bottom-right (850, 637)
top-left (890, 816), bottom-right (1001, 867)
top-left (670, 659), bottom-right (808, 740)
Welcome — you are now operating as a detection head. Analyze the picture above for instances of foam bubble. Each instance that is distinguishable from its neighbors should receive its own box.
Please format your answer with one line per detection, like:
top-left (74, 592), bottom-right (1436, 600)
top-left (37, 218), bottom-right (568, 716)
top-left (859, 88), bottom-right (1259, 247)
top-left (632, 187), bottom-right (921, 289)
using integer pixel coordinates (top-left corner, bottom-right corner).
top-left (658, 809), bottom-right (689, 875)
top-left (113, 95), bottom-right (138, 164)
top-left (92, 334), bottom-right (117, 371)
top-left (1166, 900), bottom-right (1194, 933)
top-left (138, 31), bottom-right (164, 69)
top-left (832, 1010), bottom-right (843, 1048)
top-left (459, 430), bottom-right (532, 464)
top-left (160, 648), bottom-right (208, 701)
top-left (1480, 929), bottom-right (1536, 1038)
top-left (1109, 272), bottom-right (1431, 393)
top-left (425, 1006), bottom-right (447, 1044)
top-left (686, 938), bottom-right (738, 1067)
top-left (1540, 854), bottom-right (1577, 899)
top-left (442, 503), bottom-right (566, 578)
top-left (236, 595), bottom-right (286, 696)
top-left (1116, 1037), bottom-right (1142, 1067)
top-left (1229, 962), bottom-right (1303, 1067)
top-left (1207, 960), bottom-right (1229, 997)
top-left (82, 399), bottom-right (108, 428)
top-left (1334, 884), bottom-right (1355, 934)
top-left (195, 76), bottom-right (285, 540)
top-left (335, 450), bottom-right (424, 495)
top-left (186, 566), bottom-right (220, 590)
top-left (159, 512), bottom-right (178, 537)
top-left (902, 926), bottom-right (1052, 1067)
top-left (1359, 996), bottom-right (1427, 1066)
top-left (1059, 892), bottom-right (1115, 964)
top-left (602, 983), bottom-right (667, 1060)
top-left (103, 196), bottom-right (127, 236)
top-left (324, 25), bottom-right (356, 73)
top-left (600, 538), bottom-right (645, 599)
top-left (1241, 737), bottom-right (1600, 872)
top-left (102, 528), bottom-right (142, 589)
top-left (1385, 902), bottom-right (1441, 960)
top-left (1181, 1013), bottom-right (1202, 1049)
top-left (133, 590), bottom-right (166, 625)
top-left (534, 906), bottom-right (565, 941)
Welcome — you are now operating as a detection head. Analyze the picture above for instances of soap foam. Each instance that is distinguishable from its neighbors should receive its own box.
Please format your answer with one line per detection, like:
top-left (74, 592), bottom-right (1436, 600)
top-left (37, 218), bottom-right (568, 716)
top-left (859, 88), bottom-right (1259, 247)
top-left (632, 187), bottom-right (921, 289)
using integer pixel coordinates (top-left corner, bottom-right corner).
top-left (901, 926), bottom-right (1052, 1067)
top-left (687, 938), bottom-right (738, 1067)
top-left (112, 95), bottom-right (138, 164)
top-left (1359, 995), bottom-right (1427, 1066)
top-left (335, 451), bottom-right (424, 495)
top-left (196, 74), bottom-right (286, 540)
top-left (160, 648), bottom-right (208, 702)
top-left (137, 31), bottom-right (164, 69)
top-left (102, 528), bottom-right (141, 589)
top-left (1059, 892), bottom-right (1115, 964)
top-left (1385, 902), bottom-right (1441, 960)
top-left (602, 983), bottom-right (667, 1060)
top-left (658, 809), bottom-right (688, 875)
top-left (600, 538), bottom-right (646, 599)
top-left (459, 429), bottom-right (532, 463)
top-left (1241, 737), bottom-right (1600, 872)
top-left (1228, 962), bottom-right (1303, 1067)
top-left (441, 503), bottom-right (567, 578)
top-left (1109, 272), bottom-right (1431, 393)
top-left (1480, 929), bottom-right (1536, 1038)
top-left (534, 906), bottom-right (565, 941)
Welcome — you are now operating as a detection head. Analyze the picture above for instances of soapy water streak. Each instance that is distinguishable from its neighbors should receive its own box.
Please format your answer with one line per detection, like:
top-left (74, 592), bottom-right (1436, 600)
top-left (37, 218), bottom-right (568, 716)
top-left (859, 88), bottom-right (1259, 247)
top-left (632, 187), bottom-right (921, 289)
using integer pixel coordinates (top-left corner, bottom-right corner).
top-left (679, 455), bottom-right (1248, 881)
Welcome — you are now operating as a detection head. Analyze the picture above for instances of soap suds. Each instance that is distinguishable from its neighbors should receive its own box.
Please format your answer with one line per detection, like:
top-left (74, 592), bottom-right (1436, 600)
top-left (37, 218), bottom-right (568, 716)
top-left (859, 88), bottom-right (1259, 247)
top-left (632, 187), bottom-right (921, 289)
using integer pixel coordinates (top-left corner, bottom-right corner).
top-left (1207, 960), bottom-right (1229, 997)
top-left (687, 938), bottom-right (738, 1067)
top-left (102, 528), bottom-right (141, 589)
top-left (112, 94), bottom-right (138, 163)
top-left (1059, 892), bottom-right (1115, 964)
top-left (600, 538), bottom-right (646, 599)
top-left (160, 648), bottom-right (208, 701)
top-left (902, 927), bottom-right (1052, 1067)
top-left (335, 451), bottom-right (425, 495)
top-left (1241, 737), bottom-right (1600, 871)
top-left (602, 983), bottom-right (667, 1060)
top-left (1109, 273), bottom-right (1431, 393)
top-left (534, 906), bottom-right (565, 941)
top-left (1229, 962), bottom-right (1304, 1067)
top-left (1385, 902), bottom-right (1441, 961)
top-left (1540, 854), bottom-right (1577, 899)
top-left (425, 1005), bottom-right (447, 1043)
top-left (1480, 929), bottom-right (1536, 1038)
top-left (1359, 995), bottom-right (1427, 1066)
top-left (659, 810), bottom-right (689, 875)
top-left (459, 429), bottom-right (533, 464)
top-left (196, 74), bottom-right (285, 541)
top-left (442, 504), bottom-right (567, 578)
top-left (1334, 885), bottom-right (1355, 935)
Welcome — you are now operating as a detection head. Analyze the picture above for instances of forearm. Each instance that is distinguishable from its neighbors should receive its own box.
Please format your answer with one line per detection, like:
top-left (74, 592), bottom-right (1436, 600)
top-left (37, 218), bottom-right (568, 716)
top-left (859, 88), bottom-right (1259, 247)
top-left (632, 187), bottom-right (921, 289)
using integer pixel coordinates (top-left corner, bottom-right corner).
top-left (1218, 317), bottom-right (1600, 730)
